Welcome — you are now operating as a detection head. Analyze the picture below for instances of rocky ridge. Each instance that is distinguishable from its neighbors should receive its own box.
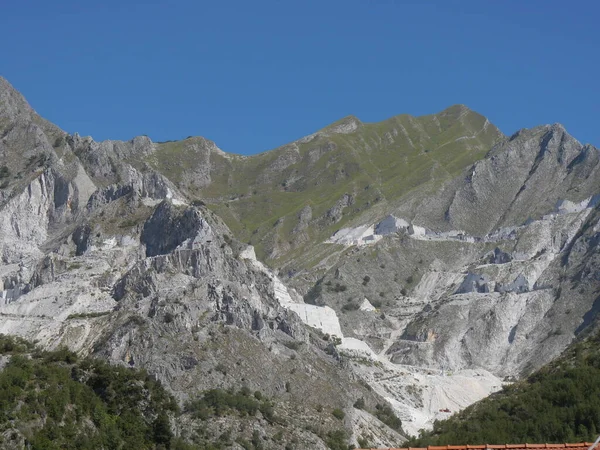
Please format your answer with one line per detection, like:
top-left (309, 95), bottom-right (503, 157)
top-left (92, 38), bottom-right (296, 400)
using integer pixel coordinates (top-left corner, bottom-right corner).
top-left (0, 77), bottom-right (404, 448)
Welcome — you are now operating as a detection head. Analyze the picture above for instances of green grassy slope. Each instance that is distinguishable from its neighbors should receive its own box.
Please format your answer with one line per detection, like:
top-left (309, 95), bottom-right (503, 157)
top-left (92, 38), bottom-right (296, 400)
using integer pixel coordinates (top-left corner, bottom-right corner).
top-left (406, 332), bottom-right (600, 445)
top-left (143, 105), bottom-right (503, 266)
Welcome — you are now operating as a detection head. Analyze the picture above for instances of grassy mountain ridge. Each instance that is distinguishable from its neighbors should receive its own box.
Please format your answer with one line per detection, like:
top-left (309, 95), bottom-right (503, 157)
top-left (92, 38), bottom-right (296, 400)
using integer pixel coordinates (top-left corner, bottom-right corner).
top-left (406, 331), bottom-right (600, 446)
top-left (140, 105), bottom-right (503, 265)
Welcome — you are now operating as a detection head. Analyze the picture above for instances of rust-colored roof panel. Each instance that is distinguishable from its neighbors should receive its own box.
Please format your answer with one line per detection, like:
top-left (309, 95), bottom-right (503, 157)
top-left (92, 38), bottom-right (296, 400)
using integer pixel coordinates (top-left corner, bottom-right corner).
top-left (357, 444), bottom-right (596, 450)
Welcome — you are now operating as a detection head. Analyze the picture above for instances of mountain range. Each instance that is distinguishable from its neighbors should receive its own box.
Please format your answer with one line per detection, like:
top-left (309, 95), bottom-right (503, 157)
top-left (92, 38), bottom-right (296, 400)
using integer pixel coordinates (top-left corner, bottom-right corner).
top-left (0, 75), bottom-right (599, 449)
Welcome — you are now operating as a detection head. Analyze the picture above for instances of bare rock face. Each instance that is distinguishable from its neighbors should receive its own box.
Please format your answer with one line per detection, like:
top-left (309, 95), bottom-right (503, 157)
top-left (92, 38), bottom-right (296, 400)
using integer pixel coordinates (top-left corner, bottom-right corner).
top-left (141, 201), bottom-right (212, 257)
top-left (0, 77), bottom-right (398, 448)
top-left (495, 273), bottom-right (529, 294)
top-left (326, 193), bottom-right (354, 223)
top-left (438, 125), bottom-right (600, 235)
top-left (487, 247), bottom-right (513, 264)
top-left (282, 118), bottom-right (600, 434)
top-left (455, 272), bottom-right (491, 294)
top-left (293, 205), bottom-right (313, 233)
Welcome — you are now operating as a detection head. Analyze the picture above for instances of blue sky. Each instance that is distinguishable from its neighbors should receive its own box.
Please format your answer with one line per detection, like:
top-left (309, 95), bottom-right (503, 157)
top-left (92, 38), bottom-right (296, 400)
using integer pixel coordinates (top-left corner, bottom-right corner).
top-left (1, 0), bottom-right (598, 154)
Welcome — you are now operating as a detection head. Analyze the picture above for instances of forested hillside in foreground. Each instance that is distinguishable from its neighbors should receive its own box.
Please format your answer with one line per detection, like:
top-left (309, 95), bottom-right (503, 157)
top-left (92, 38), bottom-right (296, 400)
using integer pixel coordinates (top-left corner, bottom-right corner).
top-left (0, 334), bottom-right (359, 450)
top-left (407, 332), bottom-right (600, 446)
top-left (0, 334), bottom-right (181, 449)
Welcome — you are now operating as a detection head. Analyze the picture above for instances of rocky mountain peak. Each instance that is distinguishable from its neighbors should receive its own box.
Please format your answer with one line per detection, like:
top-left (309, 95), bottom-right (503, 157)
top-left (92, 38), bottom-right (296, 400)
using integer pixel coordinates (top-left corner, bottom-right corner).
top-left (439, 103), bottom-right (472, 116)
top-left (0, 76), bottom-right (34, 122)
top-left (433, 104), bottom-right (482, 124)
top-left (296, 115), bottom-right (363, 144)
top-left (131, 134), bottom-right (153, 148)
top-left (322, 115), bottom-right (363, 135)
top-left (503, 122), bottom-right (588, 168)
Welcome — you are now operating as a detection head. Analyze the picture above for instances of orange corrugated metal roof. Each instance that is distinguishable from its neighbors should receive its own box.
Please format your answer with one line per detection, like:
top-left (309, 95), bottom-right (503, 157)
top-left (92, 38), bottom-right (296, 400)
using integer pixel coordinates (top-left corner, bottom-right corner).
top-left (357, 444), bottom-right (596, 450)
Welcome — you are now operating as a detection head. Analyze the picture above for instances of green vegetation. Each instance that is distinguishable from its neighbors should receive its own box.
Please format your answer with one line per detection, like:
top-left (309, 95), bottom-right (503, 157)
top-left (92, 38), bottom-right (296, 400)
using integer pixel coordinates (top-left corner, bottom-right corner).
top-left (145, 138), bottom-right (205, 185)
top-left (304, 425), bottom-right (351, 450)
top-left (331, 408), bottom-right (345, 420)
top-left (0, 334), bottom-right (179, 449)
top-left (353, 397), bottom-right (365, 410)
top-left (325, 429), bottom-right (350, 450)
top-left (185, 388), bottom-right (276, 423)
top-left (329, 283), bottom-right (348, 293)
top-left (66, 311), bottom-right (111, 320)
top-left (136, 106), bottom-right (502, 267)
top-left (357, 435), bottom-right (371, 448)
top-left (408, 332), bottom-right (600, 445)
top-left (341, 302), bottom-right (360, 312)
top-left (0, 336), bottom-right (305, 449)
top-left (374, 403), bottom-right (403, 433)
top-left (0, 165), bottom-right (9, 188)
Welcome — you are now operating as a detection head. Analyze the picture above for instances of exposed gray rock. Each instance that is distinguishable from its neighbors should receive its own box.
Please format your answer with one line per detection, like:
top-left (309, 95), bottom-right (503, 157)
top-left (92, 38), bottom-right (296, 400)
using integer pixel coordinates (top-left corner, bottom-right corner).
top-left (0, 77), bottom-right (396, 447)
top-left (455, 272), bottom-right (491, 294)
top-left (173, 137), bottom-right (222, 189)
top-left (87, 183), bottom-right (133, 210)
top-left (375, 215), bottom-right (410, 235)
top-left (72, 224), bottom-right (92, 256)
top-left (141, 201), bottom-right (213, 257)
top-left (444, 125), bottom-right (600, 235)
top-left (487, 247), bottom-right (513, 264)
top-left (326, 193), bottom-right (354, 223)
top-left (293, 205), bottom-right (312, 234)
top-left (496, 273), bottom-right (529, 293)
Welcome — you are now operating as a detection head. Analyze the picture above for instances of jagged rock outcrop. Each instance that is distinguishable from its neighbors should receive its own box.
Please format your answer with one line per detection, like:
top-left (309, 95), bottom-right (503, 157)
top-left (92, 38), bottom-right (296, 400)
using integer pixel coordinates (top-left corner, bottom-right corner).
top-left (293, 205), bottom-right (312, 233)
top-left (312, 178), bottom-right (600, 383)
top-left (326, 193), bottom-right (354, 223)
top-left (411, 124), bottom-right (600, 235)
top-left (140, 201), bottom-right (213, 257)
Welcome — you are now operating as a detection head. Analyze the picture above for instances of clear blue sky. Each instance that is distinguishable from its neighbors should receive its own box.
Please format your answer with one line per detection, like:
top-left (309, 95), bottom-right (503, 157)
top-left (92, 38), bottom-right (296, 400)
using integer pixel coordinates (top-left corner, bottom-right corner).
top-left (1, 0), bottom-right (598, 154)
